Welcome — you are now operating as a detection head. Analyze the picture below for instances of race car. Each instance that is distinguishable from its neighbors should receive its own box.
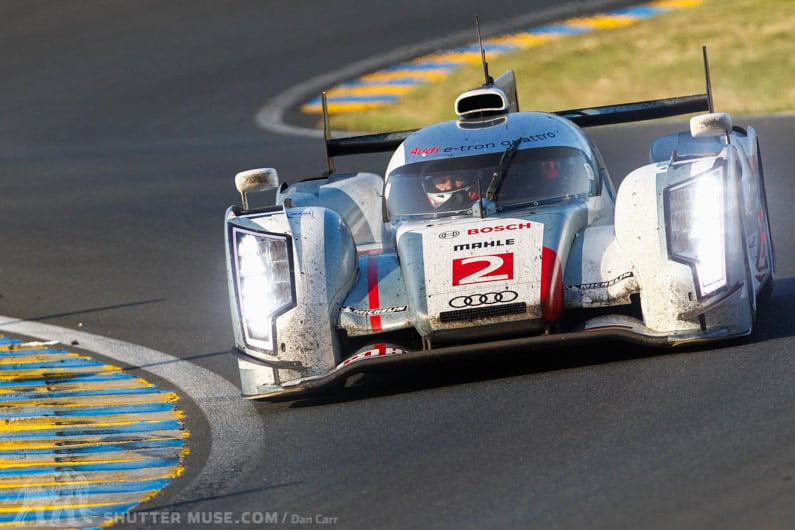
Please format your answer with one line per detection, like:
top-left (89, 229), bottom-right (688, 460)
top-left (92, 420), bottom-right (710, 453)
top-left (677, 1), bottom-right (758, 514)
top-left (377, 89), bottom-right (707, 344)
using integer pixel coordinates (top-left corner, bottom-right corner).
top-left (225, 54), bottom-right (774, 400)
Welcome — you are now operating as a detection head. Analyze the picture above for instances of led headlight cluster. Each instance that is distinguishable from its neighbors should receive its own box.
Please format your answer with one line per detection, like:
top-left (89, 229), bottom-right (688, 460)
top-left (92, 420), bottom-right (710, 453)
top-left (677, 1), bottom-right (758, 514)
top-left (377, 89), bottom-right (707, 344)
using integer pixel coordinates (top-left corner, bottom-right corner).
top-left (231, 226), bottom-right (295, 352)
top-left (665, 165), bottom-right (727, 298)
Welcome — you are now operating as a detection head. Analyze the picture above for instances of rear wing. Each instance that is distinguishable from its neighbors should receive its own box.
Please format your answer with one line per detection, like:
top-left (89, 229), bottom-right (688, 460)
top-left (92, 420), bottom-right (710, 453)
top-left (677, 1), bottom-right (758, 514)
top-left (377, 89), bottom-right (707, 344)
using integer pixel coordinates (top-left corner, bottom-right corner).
top-left (324, 44), bottom-right (716, 169)
top-left (324, 93), bottom-right (710, 163)
top-left (557, 93), bottom-right (709, 127)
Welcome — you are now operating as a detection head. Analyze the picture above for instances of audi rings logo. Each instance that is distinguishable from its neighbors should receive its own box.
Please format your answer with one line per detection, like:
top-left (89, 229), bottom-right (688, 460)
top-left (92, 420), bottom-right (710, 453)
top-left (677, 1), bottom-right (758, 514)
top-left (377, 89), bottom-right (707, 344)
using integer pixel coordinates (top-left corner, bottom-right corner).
top-left (448, 290), bottom-right (518, 308)
top-left (438, 230), bottom-right (460, 239)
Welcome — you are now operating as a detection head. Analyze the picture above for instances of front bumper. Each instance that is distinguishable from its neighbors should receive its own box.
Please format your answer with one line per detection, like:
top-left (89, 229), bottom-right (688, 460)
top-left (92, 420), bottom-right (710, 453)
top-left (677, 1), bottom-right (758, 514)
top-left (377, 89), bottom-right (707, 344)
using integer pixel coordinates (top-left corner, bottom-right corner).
top-left (232, 321), bottom-right (738, 401)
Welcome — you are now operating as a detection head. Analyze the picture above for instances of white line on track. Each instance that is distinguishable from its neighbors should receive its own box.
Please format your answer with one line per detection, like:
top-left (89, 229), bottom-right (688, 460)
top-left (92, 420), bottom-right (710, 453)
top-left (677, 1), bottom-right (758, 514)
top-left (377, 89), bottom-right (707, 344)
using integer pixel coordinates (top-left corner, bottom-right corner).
top-left (0, 315), bottom-right (264, 507)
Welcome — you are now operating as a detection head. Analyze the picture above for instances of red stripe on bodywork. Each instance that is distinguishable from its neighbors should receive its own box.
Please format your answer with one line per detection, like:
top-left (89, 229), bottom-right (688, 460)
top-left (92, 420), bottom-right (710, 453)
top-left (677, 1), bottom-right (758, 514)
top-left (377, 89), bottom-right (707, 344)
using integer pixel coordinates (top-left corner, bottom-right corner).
top-left (367, 256), bottom-right (383, 332)
top-left (541, 247), bottom-right (564, 322)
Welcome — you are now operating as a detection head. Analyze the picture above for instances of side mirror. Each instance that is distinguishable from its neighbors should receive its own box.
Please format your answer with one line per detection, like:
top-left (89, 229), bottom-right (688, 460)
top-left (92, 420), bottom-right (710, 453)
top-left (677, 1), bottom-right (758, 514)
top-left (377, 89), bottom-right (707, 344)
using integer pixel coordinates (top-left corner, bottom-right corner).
top-left (690, 112), bottom-right (732, 141)
top-left (235, 168), bottom-right (279, 210)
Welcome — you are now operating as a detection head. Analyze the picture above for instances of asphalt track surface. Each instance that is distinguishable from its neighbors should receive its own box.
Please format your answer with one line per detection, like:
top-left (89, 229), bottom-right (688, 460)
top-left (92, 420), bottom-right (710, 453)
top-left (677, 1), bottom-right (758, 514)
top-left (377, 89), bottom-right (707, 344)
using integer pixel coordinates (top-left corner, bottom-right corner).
top-left (2, 1), bottom-right (795, 529)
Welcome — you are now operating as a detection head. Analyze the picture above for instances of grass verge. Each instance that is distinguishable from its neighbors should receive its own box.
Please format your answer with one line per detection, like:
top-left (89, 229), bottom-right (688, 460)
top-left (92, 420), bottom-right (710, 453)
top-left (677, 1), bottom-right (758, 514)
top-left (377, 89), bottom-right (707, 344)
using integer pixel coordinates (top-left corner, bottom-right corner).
top-left (328, 0), bottom-right (794, 132)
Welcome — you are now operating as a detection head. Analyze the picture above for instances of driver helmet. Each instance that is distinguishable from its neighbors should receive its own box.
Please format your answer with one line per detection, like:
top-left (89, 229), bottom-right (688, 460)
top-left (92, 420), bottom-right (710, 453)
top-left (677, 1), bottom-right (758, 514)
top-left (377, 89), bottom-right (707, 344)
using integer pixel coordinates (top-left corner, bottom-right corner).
top-left (422, 173), bottom-right (475, 208)
top-left (540, 160), bottom-right (561, 180)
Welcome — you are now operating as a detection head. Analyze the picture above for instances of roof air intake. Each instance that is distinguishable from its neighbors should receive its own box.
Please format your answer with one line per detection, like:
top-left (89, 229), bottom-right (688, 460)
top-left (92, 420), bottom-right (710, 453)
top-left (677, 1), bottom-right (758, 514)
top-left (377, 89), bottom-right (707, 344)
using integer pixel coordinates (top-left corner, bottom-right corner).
top-left (455, 87), bottom-right (509, 119)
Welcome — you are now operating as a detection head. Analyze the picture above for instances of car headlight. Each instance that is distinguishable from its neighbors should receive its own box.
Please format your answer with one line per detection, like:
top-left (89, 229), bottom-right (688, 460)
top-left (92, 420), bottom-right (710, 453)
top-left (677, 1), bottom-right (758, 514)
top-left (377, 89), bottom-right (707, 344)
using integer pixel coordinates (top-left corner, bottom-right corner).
top-left (230, 226), bottom-right (295, 352)
top-left (664, 165), bottom-right (727, 297)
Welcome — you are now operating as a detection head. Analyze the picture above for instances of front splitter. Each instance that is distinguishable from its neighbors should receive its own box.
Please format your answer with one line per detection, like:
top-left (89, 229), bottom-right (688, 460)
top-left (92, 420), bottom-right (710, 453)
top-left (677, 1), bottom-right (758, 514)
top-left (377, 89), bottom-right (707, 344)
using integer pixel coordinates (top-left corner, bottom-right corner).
top-left (233, 326), bottom-right (719, 401)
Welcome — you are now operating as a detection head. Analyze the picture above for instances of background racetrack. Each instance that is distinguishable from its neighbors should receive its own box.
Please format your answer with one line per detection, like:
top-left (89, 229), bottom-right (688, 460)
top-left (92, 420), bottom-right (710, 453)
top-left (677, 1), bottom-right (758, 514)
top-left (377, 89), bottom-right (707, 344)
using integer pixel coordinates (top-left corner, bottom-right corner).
top-left (2, 1), bottom-right (795, 528)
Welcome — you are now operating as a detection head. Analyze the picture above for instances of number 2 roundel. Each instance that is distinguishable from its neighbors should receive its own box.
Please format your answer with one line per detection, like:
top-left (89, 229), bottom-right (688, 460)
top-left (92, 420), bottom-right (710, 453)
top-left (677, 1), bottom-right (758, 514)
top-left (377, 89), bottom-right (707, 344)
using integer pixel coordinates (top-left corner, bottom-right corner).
top-left (452, 253), bottom-right (514, 286)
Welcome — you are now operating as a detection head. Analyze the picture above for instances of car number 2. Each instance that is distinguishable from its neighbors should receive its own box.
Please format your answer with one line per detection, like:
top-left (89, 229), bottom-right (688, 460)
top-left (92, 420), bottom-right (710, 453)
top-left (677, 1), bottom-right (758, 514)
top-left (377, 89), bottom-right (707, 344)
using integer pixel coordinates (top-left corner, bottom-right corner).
top-left (452, 253), bottom-right (514, 286)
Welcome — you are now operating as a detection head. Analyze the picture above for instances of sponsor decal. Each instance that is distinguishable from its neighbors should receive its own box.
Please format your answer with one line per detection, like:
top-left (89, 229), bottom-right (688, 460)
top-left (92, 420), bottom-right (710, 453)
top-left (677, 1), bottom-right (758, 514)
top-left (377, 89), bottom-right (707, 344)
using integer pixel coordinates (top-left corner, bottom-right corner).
top-left (341, 305), bottom-right (408, 316)
top-left (338, 344), bottom-right (409, 367)
top-left (443, 143), bottom-right (497, 153)
top-left (286, 209), bottom-right (315, 218)
top-left (409, 146), bottom-right (441, 156)
top-left (448, 290), bottom-right (519, 308)
top-left (467, 223), bottom-right (532, 235)
top-left (438, 230), bottom-right (460, 240)
top-left (410, 134), bottom-right (557, 155)
top-left (500, 132), bottom-right (556, 146)
top-left (452, 253), bottom-right (514, 286)
top-left (422, 218), bottom-right (544, 321)
top-left (453, 239), bottom-right (514, 251)
top-left (565, 271), bottom-right (634, 291)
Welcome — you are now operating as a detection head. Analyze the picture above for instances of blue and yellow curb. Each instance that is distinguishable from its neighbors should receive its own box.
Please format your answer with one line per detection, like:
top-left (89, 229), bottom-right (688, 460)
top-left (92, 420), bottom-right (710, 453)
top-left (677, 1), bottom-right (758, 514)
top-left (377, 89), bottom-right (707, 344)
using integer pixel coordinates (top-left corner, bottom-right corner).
top-left (0, 335), bottom-right (188, 528)
top-left (301, 0), bottom-right (705, 114)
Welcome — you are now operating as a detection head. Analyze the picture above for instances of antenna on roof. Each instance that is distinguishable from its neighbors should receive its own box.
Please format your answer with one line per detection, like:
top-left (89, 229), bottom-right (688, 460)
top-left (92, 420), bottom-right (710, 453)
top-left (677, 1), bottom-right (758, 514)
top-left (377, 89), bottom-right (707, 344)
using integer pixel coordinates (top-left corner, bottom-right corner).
top-left (321, 91), bottom-right (336, 174)
top-left (702, 45), bottom-right (715, 113)
top-left (475, 15), bottom-right (494, 86)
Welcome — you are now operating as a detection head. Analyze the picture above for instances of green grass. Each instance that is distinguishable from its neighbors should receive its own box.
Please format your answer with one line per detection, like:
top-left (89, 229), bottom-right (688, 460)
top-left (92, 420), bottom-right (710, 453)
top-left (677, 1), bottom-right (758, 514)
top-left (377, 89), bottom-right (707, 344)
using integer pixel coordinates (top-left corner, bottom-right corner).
top-left (328, 0), bottom-right (795, 132)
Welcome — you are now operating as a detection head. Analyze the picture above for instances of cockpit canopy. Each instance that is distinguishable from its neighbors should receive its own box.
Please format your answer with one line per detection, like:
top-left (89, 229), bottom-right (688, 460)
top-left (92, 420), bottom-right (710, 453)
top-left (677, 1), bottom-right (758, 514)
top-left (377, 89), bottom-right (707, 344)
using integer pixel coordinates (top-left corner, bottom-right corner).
top-left (385, 146), bottom-right (596, 219)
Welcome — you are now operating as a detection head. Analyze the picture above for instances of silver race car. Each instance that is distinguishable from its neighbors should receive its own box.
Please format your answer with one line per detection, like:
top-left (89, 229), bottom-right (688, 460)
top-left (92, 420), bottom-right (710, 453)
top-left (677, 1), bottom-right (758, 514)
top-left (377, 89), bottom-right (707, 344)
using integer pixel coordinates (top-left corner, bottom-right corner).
top-left (225, 51), bottom-right (774, 399)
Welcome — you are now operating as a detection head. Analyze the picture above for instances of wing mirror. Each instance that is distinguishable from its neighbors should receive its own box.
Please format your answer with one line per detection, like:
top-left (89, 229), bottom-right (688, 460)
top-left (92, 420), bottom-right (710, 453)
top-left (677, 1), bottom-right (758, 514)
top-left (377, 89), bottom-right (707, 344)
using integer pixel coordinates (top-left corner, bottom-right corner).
top-left (235, 168), bottom-right (279, 210)
top-left (690, 112), bottom-right (732, 143)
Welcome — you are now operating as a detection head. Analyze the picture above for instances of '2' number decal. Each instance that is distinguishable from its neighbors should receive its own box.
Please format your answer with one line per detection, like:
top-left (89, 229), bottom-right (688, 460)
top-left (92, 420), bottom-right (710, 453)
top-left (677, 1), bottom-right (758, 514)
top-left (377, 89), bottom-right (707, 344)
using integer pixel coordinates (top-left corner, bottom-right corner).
top-left (453, 253), bottom-right (514, 286)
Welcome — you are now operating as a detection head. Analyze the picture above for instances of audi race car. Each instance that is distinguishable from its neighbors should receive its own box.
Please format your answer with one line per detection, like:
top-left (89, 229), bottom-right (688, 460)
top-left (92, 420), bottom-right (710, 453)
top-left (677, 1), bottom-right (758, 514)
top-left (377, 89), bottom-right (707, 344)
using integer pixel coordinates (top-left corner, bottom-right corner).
top-left (225, 56), bottom-right (774, 400)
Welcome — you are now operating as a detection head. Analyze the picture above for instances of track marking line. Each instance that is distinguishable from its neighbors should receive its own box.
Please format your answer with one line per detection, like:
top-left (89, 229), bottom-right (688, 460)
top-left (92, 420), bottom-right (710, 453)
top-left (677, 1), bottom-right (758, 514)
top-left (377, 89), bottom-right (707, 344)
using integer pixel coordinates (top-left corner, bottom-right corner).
top-left (0, 317), bottom-right (263, 527)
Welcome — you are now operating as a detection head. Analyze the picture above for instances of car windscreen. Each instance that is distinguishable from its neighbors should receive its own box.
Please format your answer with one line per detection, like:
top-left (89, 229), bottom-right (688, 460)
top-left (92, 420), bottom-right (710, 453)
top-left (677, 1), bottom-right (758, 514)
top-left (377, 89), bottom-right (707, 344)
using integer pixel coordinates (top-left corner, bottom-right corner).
top-left (385, 146), bottom-right (596, 219)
